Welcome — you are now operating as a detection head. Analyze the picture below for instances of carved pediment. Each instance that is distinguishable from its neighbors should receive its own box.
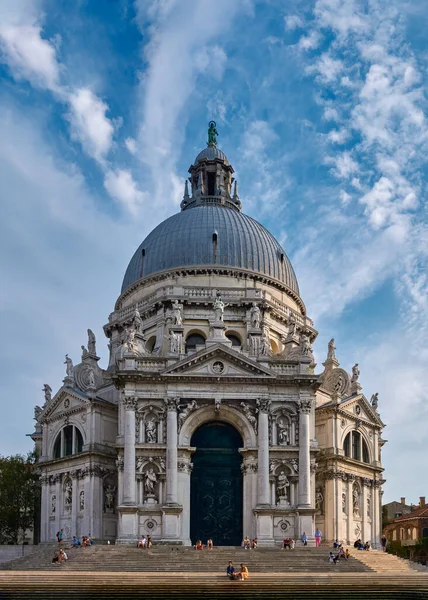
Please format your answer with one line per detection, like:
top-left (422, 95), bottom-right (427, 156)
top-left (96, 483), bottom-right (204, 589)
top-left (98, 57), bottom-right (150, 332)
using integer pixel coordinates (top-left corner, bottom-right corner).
top-left (40, 388), bottom-right (89, 423)
top-left (161, 345), bottom-right (276, 379)
top-left (340, 395), bottom-right (384, 427)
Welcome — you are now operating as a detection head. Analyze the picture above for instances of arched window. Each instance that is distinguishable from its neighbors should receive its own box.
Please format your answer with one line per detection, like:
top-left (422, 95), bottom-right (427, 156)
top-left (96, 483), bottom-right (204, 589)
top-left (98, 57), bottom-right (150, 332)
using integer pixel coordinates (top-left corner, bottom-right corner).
top-left (185, 333), bottom-right (206, 352)
top-left (422, 528), bottom-right (428, 538)
top-left (53, 425), bottom-right (83, 459)
top-left (226, 334), bottom-right (241, 347)
top-left (343, 431), bottom-right (370, 464)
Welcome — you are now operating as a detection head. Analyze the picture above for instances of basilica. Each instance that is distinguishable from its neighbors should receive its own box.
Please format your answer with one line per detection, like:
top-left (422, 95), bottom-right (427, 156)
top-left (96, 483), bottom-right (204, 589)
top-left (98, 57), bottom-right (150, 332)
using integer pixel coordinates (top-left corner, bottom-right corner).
top-left (30, 124), bottom-right (385, 547)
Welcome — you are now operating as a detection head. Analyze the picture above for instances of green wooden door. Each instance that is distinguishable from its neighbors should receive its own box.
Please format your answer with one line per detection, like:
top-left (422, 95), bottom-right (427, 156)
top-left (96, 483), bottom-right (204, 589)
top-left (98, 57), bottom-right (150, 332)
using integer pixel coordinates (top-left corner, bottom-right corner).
top-left (190, 422), bottom-right (243, 546)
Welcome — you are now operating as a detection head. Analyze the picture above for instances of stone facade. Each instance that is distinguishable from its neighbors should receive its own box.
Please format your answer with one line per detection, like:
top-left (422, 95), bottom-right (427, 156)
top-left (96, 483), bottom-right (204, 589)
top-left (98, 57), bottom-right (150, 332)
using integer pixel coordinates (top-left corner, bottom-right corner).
top-left (30, 131), bottom-right (385, 547)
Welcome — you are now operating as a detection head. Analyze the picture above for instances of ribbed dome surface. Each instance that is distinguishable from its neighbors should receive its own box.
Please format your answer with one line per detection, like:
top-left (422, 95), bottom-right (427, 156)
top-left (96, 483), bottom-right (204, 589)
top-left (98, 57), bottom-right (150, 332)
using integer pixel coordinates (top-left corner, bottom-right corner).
top-left (194, 146), bottom-right (229, 164)
top-left (121, 205), bottom-right (299, 294)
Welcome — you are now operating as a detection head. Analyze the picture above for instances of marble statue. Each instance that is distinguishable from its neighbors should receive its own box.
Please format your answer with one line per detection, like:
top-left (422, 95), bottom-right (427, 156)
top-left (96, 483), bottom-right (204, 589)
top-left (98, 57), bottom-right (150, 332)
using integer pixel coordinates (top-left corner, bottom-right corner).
top-left (136, 457), bottom-right (144, 471)
top-left (145, 419), bottom-right (157, 443)
top-left (64, 354), bottom-right (74, 378)
top-left (259, 331), bottom-right (270, 355)
top-left (277, 471), bottom-right (290, 500)
top-left (51, 495), bottom-right (56, 514)
top-left (353, 487), bottom-right (360, 516)
top-left (43, 384), bottom-right (52, 405)
top-left (133, 308), bottom-right (143, 335)
top-left (315, 488), bottom-right (324, 514)
top-left (301, 334), bottom-right (312, 356)
top-left (144, 468), bottom-right (157, 495)
top-left (34, 405), bottom-right (42, 421)
top-left (125, 328), bottom-right (136, 353)
top-left (351, 363), bottom-right (360, 383)
top-left (172, 300), bottom-right (183, 326)
top-left (88, 329), bottom-right (96, 354)
top-left (342, 492), bottom-right (347, 513)
top-left (214, 295), bottom-right (227, 321)
top-left (159, 457), bottom-right (166, 472)
top-left (288, 313), bottom-right (297, 337)
top-left (105, 485), bottom-right (116, 511)
top-left (214, 398), bottom-right (221, 413)
top-left (250, 303), bottom-right (261, 328)
top-left (65, 481), bottom-right (72, 506)
top-left (370, 393), bottom-right (379, 410)
top-left (178, 400), bottom-right (198, 431)
top-left (79, 490), bottom-right (85, 511)
top-left (327, 338), bottom-right (336, 360)
top-left (168, 330), bottom-right (180, 353)
top-left (277, 419), bottom-right (289, 445)
top-left (81, 345), bottom-right (89, 359)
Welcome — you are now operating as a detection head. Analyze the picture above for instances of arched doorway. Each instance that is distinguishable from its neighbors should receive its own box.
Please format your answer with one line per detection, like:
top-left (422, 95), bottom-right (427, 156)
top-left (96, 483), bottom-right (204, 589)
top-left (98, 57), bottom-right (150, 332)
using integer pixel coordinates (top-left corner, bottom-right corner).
top-left (190, 422), bottom-right (243, 546)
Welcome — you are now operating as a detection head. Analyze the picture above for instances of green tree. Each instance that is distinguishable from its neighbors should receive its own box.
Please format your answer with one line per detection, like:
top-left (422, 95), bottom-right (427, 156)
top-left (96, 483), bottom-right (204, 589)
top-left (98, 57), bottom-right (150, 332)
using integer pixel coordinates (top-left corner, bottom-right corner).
top-left (0, 452), bottom-right (41, 544)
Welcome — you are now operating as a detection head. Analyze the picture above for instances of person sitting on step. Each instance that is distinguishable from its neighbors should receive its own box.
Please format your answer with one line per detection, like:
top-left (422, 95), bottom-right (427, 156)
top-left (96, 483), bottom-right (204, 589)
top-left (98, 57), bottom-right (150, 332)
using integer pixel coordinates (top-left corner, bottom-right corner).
top-left (301, 532), bottom-right (307, 546)
top-left (282, 538), bottom-right (291, 550)
top-left (52, 552), bottom-right (59, 564)
top-left (328, 552), bottom-right (339, 564)
top-left (243, 536), bottom-right (251, 550)
top-left (364, 541), bottom-right (371, 551)
top-left (290, 538), bottom-right (295, 550)
top-left (137, 536), bottom-right (146, 548)
top-left (226, 561), bottom-right (236, 580)
top-left (207, 538), bottom-right (213, 550)
top-left (345, 548), bottom-right (350, 560)
top-left (236, 563), bottom-right (249, 580)
top-left (195, 540), bottom-right (203, 550)
top-left (251, 538), bottom-right (258, 550)
top-left (58, 548), bottom-right (68, 563)
top-left (72, 536), bottom-right (80, 548)
top-left (147, 535), bottom-right (152, 549)
top-left (333, 539), bottom-right (340, 549)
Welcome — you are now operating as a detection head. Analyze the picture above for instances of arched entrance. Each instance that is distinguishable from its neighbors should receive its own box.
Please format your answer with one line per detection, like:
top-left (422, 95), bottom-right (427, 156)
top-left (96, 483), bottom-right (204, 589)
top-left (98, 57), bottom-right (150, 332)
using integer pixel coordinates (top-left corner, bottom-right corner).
top-left (190, 422), bottom-right (243, 546)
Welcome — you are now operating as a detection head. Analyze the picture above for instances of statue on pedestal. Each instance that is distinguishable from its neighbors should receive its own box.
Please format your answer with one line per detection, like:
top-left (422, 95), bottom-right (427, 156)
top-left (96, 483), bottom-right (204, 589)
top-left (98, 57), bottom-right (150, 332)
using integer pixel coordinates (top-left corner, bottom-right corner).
top-left (351, 363), bottom-right (360, 383)
top-left (288, 313), bottom-right (297, 337)
top-left (276, 471), bottom-right (290, 503)
top-left (88, 329), bottom-right (97, 355)
top-left (214, 295), bottom-right (227, 321)
top-left (144, 469), bottom-right (157, 495)
top-left (64, 355), bottom-right (74, 378)
top-left (43, 384), bottom-right (52, 405)
top-left (250, 303), bottom-right (261, 328)
top-left (168, 330), bottom-right (180, 354)
top-left (327, 338), bottom-right (336, 360)
top-left (172, 300), bottom-right (183, 326)
top-left (133, 308), bottom-right (143, 335)
top-left (370, 392), bottom-right (379, 410)
top-left (145, 419), bottom-right (157, 443)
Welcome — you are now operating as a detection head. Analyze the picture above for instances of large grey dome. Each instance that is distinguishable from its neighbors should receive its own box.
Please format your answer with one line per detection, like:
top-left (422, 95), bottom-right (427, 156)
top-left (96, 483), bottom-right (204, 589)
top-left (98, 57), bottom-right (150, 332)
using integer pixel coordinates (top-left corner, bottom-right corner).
top-left (121, 205), bottom-right (299, 294)
top-left (194, 146), bottom-right (229, 165)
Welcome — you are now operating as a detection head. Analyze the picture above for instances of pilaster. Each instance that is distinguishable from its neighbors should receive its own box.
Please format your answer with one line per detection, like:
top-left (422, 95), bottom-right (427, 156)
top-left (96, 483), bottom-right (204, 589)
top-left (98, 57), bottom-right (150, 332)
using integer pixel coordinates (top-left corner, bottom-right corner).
top-left (122, 396), bottom-right (137, 505)
top-left (298, 396), bottom-right (312, 507)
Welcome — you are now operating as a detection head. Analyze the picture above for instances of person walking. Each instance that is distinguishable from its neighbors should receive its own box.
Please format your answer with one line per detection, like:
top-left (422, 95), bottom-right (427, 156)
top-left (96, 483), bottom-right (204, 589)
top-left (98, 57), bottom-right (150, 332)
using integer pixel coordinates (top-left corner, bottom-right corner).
top-left (381, 535), bottom-right (387, 552)
top-left (315, 528), bottom-right (322, 547)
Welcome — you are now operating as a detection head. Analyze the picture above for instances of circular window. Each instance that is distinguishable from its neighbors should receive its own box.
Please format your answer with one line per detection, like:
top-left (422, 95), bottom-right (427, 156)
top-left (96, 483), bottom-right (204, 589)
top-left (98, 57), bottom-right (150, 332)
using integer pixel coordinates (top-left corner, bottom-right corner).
top-left (212, 361), bottom-right (225, 374)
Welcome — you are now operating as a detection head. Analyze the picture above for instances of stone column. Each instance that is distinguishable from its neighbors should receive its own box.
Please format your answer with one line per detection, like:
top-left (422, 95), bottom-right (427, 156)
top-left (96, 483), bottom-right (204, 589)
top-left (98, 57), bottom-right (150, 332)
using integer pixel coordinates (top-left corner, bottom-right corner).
top-left (40, 476), bottom-right (49, 542)
top-left (347, 476), bottom-right (354, 544)
top-left (123, 396), bottom-right (137, 505)
top-left (71, 470), bottom-right (78, 536)
top-left (298, 397), bottom-right (312, 507)
top-left (55, 475), bottom-right (61, 537)
top-left (257, 398), bottom-right (271, 506)
top-left (165, 397), bottom-right (179, 505)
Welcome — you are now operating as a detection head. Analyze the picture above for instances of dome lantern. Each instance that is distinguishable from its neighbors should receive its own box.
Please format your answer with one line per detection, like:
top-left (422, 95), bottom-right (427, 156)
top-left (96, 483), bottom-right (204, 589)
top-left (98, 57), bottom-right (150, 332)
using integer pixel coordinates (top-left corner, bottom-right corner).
top-left (180, 122), bottom-right (240, 212)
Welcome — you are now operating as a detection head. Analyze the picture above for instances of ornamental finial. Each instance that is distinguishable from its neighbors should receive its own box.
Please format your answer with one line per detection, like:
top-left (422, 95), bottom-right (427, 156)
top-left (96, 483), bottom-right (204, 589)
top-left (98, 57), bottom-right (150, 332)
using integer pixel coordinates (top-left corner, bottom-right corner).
top-left (207, 121), bottom-right (218, 146)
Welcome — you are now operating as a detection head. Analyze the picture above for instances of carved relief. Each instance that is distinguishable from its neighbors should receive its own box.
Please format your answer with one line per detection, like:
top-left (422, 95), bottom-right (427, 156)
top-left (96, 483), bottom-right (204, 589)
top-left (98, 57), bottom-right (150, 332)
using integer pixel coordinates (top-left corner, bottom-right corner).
top-left (240, 402), bottom-right (258, 435)
top-left (104, 484), bottom-right (116, 513)
top-left (315, 487), bottom-right (324, 515)
top-left (177, 400), bottom-right (199, 433)
top-left (115, 456), bottom-right (124, 471)
top-left (322, 368), bottom-right (350, 397)
top-left (342, 492), bottom-right (347, 514)
top-left (64, 479), bottom-right (72, 511)
top-left (352, 482), bottom-right (360, 517)
top-left (79, 490), bottom-right (85, 511)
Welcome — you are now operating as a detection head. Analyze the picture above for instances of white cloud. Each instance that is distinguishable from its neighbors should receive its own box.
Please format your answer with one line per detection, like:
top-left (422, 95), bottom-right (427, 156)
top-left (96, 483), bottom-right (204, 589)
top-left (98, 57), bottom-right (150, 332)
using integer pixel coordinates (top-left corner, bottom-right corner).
top-left (67, 88), bottom-right (114, 164)
top-left (328, 151), bottom-right (359, 179)
top-left (104, 169), bottom-right (146, 215)
top-left (125, 137), bottom-right (138, 155)
top-left (298, 31), bottom-right (322, 51)
top-left (309, 53), bottom-right (343, 82)
top-left (340, 189), bottom-right (351, 205)
top-left (327, 128), bottom-right (349, 144)
top-left (284, 15), bottom-right (304, 31)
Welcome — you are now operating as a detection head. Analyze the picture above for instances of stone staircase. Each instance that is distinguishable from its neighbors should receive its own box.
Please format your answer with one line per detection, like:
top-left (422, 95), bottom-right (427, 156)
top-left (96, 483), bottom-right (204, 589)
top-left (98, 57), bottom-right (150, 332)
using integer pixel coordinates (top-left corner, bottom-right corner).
top-left (0, 544), bottom-right (370, 572)
top-left (349, 547), bottom-right (428, 573)
top-left (1, 545), bottom-right (427, 599)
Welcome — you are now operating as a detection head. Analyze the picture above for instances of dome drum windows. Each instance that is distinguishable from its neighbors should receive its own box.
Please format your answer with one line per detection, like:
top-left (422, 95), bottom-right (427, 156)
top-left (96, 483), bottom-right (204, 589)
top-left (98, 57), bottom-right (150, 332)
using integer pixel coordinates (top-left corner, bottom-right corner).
top-left (53, 425), bottom-right (83, 459)
top-left (343, 431), bottom-right (370, 464)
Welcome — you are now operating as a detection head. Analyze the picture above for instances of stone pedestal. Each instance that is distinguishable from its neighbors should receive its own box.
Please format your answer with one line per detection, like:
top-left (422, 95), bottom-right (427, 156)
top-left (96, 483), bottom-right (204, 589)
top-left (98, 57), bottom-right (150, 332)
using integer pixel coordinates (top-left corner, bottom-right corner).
top-left (206, 321), bottom-right (232, 347)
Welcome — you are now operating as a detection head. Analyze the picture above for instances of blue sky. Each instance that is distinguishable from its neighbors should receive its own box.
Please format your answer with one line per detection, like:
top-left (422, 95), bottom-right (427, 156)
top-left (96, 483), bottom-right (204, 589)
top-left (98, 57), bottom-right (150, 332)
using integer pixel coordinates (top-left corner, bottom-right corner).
top-left (0, 0), bottom-right (427, 505)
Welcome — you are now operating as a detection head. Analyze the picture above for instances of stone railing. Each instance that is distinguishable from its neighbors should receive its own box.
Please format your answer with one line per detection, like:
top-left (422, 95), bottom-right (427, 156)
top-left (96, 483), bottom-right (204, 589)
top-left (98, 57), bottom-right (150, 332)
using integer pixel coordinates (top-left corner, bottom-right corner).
top-left (269, 364), bottom-right (299, 375)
